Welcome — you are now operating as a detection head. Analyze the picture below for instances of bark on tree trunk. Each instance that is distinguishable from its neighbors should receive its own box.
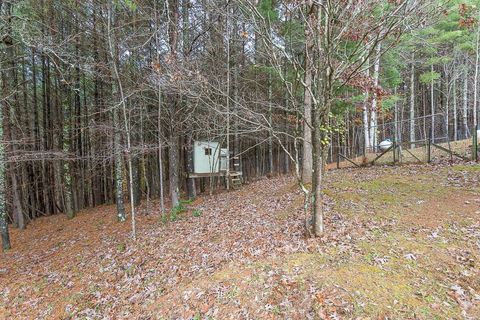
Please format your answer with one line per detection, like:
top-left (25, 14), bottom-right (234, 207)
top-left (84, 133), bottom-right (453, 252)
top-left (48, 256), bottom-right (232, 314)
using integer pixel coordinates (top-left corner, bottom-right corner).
top-left (453, 76), bottom-right (458, 141)
top-left (108, 4), bottom-right (126, 223)
top-left (311, 106), bottom-right (324, 236)
top-left (363, 56), bottom-right (371, 152)
top-left (268, 72), bottom-right (274, 175)
top-left (445, 71), bottom-right (450, 139)
top-left (113, 107), bottom-right (126, 222)
top-left (0, 124), bottom-right (10, 249)
top-left (107, 2), bottom-right (136, 238)
top-left (431, 64), bottom-right (435, 142)
top-left (410, 56), bottom-right (416, 148)
top-left (168, 0), bottom-right (180, 208)
top-left (0, 0), bottom-right (12, 248)
top-left (369, 43), bottom-right (381, 151)
top-left (169, 127), bottom-right (180, 208)
top-left (3, 1), bottom-right (24, 229)
top-left (463, 68), bottom-right (469, 138)
top-left (154, 1), bottom-right (166, 216)
top-left (474, 20), bottom-right (480, 127)
top-left (311, 1), bottom-right (326, 237)
top-left (157, 91), bottom-right (166, 215)
top-left (185, 133), bottom-right (196, 199)
top-left (301, 1), bottom-right (315, 184)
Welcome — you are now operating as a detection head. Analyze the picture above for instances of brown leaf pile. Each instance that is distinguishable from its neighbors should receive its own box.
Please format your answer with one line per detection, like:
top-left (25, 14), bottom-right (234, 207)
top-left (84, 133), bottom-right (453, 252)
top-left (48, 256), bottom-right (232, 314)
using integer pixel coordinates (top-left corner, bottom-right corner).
top-left (1, 164), bottom-right (479, 319)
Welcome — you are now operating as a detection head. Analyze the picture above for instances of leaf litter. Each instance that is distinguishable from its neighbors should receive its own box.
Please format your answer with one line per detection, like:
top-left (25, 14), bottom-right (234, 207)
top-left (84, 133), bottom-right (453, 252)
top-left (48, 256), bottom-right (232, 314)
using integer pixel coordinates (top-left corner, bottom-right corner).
top-left (0, 163), bottom-right (479, 319)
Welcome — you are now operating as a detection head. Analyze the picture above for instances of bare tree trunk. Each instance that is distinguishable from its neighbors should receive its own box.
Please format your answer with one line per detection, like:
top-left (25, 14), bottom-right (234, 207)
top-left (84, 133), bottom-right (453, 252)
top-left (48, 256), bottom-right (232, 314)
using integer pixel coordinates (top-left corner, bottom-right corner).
top-left (169, 125), bottom-right (180, 208)
top-left (185, 132), bottom-right (196, 199)
top-left (0, 0), bottom-right (12, 248)
top-left (363, 56), bottom-right (371, 152)
top-left (140, 106), bottom-right (150, 209)
top-left (431, 64), bottom-right (435, 141)
top-left (445, 71), bottom-right (450, 139)
top-left (369, 43), bottom-right (381, 151)
top-left (167, 0), bottom-right (180, 208)
top-left (108, 3), bottom-right (136, 239)
top-left (113, 107), bottom-right (126, 222)
top-left (3, 1), bottom-right (24, 229)
top-left (7, 126), bottom-right (24, 230)
top-left (131, 156), bottom-right (141, 207)
top-left (311, 106), bottom-right (324, 236)
top-left (394, 87), bottom-right (400, 160)
top-left (182, 0), bottom-right (196, 197)
top-left (21, 52), bottom-right (32, 221)
top-left (226, 5), bottom-right (231, 189)
top-left (312, 1), bottom-right (325, 237)
top-left (268, 71), bottom-right (274, 175)
top-left (63, 92), bottom-right (74, 220)
top-left (0, 116), bottom-right (10, 249)
top-left (463, 68), bottom-right (469, 138)
top-left (41, 55), bottom-right (51, 215)
top-left (453, 76), bottom-right (458, 141)
top-left (107, 3), bottom-right (126, 223)
top-left (233, 50), bottom-right (242, 174)
top-left (154, 1), bottom-right (166, 216)
top-left (410, 55), bottom-right (416, 148)
top-left (474, 20), bottom-right (480, 127)
top-left (31, 48), bottom-right (41, 217)
top-left (284, 98), bottom-right (290, 174)
top-left (157, 90), bottom-right (166, 214)
top-left (302, 2), bottom-right (314, 183)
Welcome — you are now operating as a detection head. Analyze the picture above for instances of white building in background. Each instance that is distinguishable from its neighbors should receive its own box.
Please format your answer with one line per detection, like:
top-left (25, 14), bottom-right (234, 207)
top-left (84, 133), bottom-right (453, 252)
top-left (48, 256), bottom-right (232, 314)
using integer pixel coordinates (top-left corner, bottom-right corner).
top-left (191, 141), bottom-right (242, 189)
top-left (193, 141), bottom-right (228, 174)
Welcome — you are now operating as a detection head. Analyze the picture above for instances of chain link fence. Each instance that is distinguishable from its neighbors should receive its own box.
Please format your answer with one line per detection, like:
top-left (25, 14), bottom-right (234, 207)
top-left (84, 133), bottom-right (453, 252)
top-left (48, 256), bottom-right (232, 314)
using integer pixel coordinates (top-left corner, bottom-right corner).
top-left (329, 113), bottom-right (479, 167)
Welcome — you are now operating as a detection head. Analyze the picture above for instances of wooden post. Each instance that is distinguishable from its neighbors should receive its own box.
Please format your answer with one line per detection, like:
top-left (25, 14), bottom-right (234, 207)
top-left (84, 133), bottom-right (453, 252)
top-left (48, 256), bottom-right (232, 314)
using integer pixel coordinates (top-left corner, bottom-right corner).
top-left (337, 152), bottom-right (340, 169)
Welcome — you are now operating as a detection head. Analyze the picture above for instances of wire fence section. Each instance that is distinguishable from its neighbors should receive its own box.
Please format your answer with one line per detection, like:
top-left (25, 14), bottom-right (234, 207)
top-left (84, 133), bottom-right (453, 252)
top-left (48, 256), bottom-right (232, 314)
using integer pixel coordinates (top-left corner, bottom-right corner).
top-left (329, 113), bottom-right (479, 167)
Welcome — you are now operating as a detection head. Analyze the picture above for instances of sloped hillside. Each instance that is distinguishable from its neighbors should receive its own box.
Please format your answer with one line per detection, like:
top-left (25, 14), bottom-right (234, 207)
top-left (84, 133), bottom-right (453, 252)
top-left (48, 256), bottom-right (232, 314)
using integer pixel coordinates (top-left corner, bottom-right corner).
top-left (1, 163), bottom-right (479, 319)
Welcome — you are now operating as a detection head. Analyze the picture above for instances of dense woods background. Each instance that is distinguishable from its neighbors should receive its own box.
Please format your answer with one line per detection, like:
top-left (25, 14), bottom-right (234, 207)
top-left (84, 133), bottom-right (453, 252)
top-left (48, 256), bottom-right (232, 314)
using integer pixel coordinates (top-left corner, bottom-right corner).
top-left (0, 0), bottom-right (479, 248)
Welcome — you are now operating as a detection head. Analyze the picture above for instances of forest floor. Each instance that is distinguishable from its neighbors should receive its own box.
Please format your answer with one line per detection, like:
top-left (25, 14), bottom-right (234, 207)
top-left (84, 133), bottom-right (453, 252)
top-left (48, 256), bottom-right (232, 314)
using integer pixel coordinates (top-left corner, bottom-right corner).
top-left (1, 162), bottom-right (480, 319)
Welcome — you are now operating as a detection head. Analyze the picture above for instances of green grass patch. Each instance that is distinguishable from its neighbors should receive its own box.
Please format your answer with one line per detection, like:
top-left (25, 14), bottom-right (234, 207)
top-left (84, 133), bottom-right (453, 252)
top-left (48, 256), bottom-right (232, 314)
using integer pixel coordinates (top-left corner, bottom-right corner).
top-left (450, 164), bottom-right (480, 172)
top-left (117, 242), bottom-right (126, 253)
top-left (170, 203), bottom-right (186, 221)
top-left (192, 209), bottom-right (202, 217)
top-left (180, 198), bottom-right (195, 205)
